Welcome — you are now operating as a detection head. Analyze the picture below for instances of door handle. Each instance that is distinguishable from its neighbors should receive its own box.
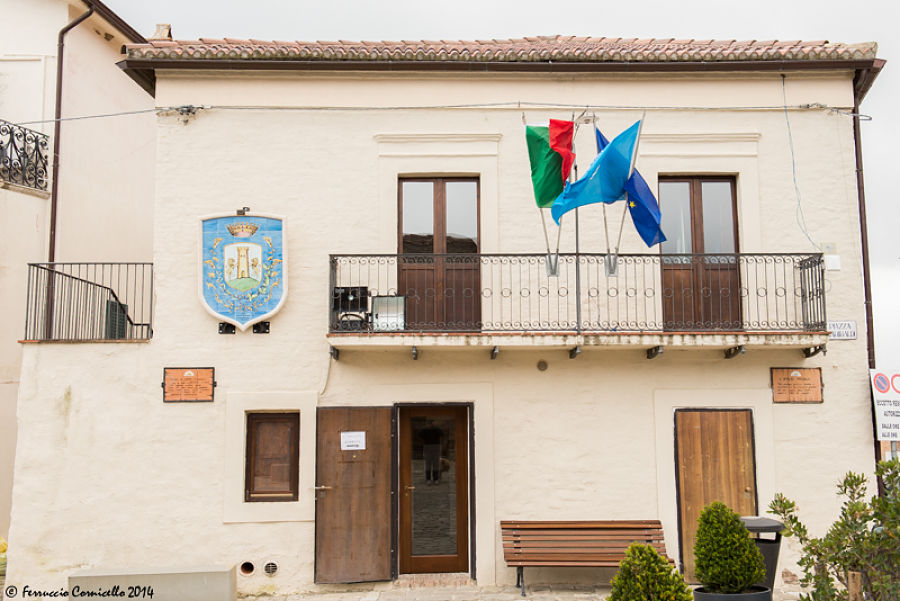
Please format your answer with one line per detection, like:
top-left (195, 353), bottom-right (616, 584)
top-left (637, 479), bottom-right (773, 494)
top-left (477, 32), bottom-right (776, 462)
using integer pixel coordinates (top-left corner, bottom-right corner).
top-left (405, 486), bottom-right (415, 491)
top-left (315, 485), bottom-right (333, 491)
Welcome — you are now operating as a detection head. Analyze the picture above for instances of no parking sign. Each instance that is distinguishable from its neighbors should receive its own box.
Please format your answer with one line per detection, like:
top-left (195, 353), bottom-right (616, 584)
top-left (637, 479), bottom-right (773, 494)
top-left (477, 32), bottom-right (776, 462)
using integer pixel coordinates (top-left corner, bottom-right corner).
top-left (870, 370), bottom-right (900, 440)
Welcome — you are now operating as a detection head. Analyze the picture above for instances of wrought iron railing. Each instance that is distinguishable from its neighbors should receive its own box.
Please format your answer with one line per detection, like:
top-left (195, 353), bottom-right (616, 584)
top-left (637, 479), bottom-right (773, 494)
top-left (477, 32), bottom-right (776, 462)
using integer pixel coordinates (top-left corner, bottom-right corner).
top-left (1, 119), bottom-right (49, 191)
top-left (24, 263), bottom-right (154, 341)
top-left (329, 253), bottom-right (825, 334)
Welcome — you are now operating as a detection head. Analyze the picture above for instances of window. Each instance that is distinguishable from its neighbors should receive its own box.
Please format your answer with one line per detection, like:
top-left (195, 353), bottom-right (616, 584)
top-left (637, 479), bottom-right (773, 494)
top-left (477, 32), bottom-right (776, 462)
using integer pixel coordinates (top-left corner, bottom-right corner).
top-left (245, 413), bottom-right (299, 502)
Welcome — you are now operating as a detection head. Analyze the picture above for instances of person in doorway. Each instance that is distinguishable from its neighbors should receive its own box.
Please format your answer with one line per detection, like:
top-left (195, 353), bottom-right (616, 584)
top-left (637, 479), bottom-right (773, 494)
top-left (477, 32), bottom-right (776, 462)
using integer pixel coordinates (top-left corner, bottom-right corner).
top-left (420, 421), bottom-right (443, 484)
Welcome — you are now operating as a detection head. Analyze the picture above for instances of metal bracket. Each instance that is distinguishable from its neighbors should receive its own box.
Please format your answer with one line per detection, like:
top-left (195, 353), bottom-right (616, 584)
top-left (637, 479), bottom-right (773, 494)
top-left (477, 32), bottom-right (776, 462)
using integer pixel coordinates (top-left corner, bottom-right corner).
top-left (329, 346), bottom-right (340, 361)
top-left (490, 346), bottom-right (499, 360)
top-left (236, 206), bottom-right (251, 215)
top-left (803, 345), bottom-right (826, 358)
top-left (724, 345), bottom-right (746, 359)
top-left (646, 345), bottom-right (664, 360)
top-left (252, 321), bottom-right (270, 334)
top-left (569, 346), bottom-right (581, 359)
top-left (218, 323), bottom-right (236, 335)
top-left (605, 253), bottom-right (619, 277)
top-left (411, 346), bottom-right (419, 360)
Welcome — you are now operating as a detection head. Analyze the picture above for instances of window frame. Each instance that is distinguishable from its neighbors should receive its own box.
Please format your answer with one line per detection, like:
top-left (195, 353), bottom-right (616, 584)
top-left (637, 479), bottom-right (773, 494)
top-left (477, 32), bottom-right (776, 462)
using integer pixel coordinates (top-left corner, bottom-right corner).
top-left (657, 175), bottom-right (739, 256)
top-left (397, 177), bottom-right (481, 255)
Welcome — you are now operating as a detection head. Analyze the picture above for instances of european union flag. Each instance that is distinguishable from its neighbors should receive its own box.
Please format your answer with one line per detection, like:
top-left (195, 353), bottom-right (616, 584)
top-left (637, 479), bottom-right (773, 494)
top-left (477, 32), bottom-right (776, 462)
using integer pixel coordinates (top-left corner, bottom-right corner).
top-left (595, 127), bottom-right (666, 248)
top-left (550, 120), bottom-right (641, 225)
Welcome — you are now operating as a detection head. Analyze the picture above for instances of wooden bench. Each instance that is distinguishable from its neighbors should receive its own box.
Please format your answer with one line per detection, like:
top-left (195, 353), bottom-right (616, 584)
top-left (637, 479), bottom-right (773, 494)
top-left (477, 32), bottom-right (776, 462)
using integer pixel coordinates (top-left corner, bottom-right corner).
top-left (501, 520), bottom-right (672, 596)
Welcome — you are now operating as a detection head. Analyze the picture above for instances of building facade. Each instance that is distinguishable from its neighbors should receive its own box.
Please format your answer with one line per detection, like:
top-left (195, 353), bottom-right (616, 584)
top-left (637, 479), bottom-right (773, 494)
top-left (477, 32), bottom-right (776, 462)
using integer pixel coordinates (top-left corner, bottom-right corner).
top-left (0, 0), bottom-right (154, 540)
top-left (7, 36), bottom-right (884, 596)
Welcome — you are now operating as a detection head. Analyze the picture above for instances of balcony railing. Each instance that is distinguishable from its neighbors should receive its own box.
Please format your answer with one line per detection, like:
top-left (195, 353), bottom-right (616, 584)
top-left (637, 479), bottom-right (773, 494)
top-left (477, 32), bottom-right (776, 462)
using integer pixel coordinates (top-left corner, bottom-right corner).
top-left (329, 253), bottom-right (825, 334)
top-left (1, 119), bottom-right (49, 191)
top-left (24, 263), bottom-right (154, 341)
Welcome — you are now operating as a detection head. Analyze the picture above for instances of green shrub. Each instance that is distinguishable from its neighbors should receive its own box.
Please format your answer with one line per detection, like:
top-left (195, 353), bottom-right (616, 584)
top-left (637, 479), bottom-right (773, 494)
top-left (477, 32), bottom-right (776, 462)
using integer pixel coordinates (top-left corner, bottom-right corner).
top-left (609, 542), bottom-right (692, 601)
top-left (768, 458), bottom-right (900, 601)
top-left (694, 501), bottom-right (766, 593)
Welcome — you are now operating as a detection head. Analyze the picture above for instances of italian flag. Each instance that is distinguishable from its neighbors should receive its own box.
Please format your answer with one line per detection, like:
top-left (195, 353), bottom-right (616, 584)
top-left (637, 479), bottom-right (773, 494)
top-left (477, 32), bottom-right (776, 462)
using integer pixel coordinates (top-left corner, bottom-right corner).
top-left (525, 119), bottom-right (575, 208)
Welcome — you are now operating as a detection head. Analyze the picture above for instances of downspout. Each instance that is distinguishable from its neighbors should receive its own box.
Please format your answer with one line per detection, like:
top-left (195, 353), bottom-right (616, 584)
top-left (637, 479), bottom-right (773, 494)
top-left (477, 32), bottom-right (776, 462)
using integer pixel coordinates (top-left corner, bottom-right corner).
top-left (852, 67), bottom-right (880, 465)
top-left (48, 5), bottom-right (94, 262)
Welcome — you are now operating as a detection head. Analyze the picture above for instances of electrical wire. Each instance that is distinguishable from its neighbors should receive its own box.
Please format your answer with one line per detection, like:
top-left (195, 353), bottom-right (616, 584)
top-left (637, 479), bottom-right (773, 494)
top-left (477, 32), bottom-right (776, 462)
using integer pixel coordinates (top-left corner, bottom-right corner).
top-left (12, 100), bottom-right (870, 126)
top-left (782, 75), bottom-right (821, 252)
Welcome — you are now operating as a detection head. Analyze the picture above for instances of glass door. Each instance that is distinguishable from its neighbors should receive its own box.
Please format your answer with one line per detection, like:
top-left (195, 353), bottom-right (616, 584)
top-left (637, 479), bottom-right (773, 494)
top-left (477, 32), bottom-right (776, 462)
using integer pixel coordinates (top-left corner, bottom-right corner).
top-left (398, 405), bottom-right (469, 574)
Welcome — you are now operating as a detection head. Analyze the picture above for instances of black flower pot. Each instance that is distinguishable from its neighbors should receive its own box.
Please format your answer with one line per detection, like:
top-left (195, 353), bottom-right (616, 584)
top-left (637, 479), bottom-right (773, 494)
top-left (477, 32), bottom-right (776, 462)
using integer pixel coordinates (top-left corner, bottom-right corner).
top-left (693, 585), bottom-right (772, 601)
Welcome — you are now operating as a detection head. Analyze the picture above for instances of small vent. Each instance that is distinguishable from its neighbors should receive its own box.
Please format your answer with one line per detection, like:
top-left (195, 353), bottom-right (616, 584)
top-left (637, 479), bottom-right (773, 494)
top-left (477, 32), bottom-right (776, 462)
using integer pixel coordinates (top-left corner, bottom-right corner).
top-left (240, 561), bottom-right (254, 576)
top-left (264, 562), bottom-right (278, 576)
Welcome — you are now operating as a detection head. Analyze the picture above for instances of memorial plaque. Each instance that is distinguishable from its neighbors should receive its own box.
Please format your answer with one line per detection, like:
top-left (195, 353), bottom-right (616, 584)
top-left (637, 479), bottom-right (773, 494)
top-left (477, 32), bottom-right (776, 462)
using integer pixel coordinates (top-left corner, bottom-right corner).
top-left (163, 367), bottom-right (216, 402)
top-left (771, 367), bottom-right (823, 403)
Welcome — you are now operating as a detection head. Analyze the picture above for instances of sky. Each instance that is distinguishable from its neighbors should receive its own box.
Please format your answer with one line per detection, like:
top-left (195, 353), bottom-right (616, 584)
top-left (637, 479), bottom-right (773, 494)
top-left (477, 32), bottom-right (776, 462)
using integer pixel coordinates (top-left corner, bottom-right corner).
top-left (102, 0), bottom-right (899, 364)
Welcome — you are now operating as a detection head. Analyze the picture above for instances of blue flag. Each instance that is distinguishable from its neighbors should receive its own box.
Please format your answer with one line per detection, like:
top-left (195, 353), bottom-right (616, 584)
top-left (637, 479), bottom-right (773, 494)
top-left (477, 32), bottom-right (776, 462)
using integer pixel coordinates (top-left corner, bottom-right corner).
top-left (595, 127), bottom-right (666, 248)
top-left (551, 120), bottom-right (641, 225)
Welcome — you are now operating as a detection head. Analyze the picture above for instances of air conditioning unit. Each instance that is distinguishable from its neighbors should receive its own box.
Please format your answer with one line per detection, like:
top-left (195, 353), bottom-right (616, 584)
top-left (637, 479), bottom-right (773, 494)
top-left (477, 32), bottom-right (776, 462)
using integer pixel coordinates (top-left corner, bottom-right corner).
top-left (372, 296), bottom-right (404, 332)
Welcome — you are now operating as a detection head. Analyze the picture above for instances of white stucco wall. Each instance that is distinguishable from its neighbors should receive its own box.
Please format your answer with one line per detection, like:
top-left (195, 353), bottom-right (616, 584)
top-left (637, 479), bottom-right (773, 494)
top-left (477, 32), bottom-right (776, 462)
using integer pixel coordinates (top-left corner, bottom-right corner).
top-left (1, 0), bottom-right (154, 539)
top-left (7, 68), bottom-right (875, 596)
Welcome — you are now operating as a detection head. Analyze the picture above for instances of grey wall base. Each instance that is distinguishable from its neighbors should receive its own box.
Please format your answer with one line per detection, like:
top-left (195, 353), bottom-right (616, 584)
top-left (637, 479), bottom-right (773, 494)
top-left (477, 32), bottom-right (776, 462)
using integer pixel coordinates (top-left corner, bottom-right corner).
top-left (68, 565), bottom-right (235, 601)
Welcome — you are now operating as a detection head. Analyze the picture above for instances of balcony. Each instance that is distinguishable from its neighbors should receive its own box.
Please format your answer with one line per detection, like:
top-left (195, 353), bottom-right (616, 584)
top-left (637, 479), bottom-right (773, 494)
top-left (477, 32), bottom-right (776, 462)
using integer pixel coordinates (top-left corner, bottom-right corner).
top-left (23, 263), bottom-right (154, 342)
top-left (1, 119), bottom-right (49, 192)
top-left (328, 253), bottom-right (827, 353)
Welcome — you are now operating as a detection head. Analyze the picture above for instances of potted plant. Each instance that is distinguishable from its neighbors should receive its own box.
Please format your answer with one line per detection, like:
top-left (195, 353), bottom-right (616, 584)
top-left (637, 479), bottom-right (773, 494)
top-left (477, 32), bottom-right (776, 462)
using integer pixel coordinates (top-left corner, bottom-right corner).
top-left (693, 501), bottom-right (770, 601)
top-left (610, 542), bottom-right (692, 601)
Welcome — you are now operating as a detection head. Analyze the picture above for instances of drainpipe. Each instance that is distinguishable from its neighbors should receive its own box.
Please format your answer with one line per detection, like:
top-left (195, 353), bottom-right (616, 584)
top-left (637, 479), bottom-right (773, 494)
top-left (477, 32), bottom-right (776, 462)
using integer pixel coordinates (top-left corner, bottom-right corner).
top-left (48, 5), bottom-right (94, 262)
top-left (852, 67), bottom-right (880, 467)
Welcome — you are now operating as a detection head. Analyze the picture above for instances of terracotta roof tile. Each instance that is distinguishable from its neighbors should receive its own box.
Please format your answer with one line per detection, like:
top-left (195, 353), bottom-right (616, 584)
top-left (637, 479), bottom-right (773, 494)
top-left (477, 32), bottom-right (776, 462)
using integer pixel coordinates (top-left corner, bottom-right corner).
top-left (123, 35), bottom-right (878, 64)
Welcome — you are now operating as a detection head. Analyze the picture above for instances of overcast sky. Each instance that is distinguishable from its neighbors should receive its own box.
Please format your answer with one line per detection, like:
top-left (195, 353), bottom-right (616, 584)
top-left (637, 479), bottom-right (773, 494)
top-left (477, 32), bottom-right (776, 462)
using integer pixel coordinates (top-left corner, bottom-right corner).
top-left (102, 0), bottom-right (899, 363)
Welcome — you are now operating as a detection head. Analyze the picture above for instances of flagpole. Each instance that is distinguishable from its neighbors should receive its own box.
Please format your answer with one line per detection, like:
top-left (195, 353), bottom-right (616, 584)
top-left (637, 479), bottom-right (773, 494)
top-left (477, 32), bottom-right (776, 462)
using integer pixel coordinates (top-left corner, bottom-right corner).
top-left (610, 114), bottom-right (646, 270)
top-left (572, 115), bottom-right (582, 335)
top-left (614, 197), bottom-right (629, 254)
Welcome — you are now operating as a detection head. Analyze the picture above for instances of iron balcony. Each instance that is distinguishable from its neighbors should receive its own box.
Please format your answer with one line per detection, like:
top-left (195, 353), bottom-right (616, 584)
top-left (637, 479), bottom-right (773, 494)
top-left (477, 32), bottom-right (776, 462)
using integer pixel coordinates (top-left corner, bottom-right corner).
top-left (329, 253), bottom-right (826, 335)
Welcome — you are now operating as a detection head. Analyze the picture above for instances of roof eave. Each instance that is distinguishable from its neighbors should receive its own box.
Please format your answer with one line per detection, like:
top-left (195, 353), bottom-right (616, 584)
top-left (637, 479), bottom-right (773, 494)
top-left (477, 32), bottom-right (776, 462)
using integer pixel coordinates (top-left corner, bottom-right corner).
top-left (854, 58), bottom-right (886, 103)
top-left (80, 0), bottom-right (147, 44)
top-left (117, 59), bottom-right (156, 96)
top-left (120, 56), bottom-right (880, 80)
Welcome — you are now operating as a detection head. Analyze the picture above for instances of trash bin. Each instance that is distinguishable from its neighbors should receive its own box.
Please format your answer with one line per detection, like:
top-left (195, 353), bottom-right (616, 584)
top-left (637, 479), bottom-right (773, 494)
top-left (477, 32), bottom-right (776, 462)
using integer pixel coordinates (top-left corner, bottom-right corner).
top-left (740, 516), bottom-right (784, 591)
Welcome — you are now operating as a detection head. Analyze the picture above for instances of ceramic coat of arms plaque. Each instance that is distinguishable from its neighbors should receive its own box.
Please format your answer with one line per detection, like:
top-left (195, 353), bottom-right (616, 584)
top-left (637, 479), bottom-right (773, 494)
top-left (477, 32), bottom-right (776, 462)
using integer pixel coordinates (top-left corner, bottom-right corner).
top-left (200, 213), bottom-right (287, 330)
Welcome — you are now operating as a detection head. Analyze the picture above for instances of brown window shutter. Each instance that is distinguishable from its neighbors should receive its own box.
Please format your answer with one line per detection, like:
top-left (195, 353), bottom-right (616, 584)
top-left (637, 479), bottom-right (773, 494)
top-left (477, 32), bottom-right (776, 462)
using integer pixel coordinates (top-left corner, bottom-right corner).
top-left (245, 412), bottom-right (299, 502)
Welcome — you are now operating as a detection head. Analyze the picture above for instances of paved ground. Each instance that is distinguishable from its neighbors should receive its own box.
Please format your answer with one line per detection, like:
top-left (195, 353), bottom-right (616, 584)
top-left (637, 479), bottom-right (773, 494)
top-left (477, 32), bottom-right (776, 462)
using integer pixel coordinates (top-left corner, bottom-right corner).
top-left (240, 584), bottom-right (611, 601)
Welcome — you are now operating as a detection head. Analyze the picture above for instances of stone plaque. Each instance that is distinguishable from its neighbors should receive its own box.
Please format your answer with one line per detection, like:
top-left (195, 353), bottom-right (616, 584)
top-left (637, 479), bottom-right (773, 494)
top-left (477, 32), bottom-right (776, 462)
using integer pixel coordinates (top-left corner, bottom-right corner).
top-left (771, 368), bottom-right (823, 403)
top-left (163, 367), bottom-right (215, 402)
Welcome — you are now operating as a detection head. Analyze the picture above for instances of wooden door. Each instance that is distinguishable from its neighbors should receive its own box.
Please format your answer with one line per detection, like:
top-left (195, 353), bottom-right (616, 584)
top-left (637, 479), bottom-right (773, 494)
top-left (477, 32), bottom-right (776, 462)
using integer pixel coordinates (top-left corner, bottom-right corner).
top-left (315, 407), bottom-right (393, 583)
top-left (398, 405), bottom-right (469, 574)
top-left (660, 178), bottom-right (740, 330)
top-left (675, 409), bottom-right (758, 581)
top-left (399, 179), bottom-right (480, 331)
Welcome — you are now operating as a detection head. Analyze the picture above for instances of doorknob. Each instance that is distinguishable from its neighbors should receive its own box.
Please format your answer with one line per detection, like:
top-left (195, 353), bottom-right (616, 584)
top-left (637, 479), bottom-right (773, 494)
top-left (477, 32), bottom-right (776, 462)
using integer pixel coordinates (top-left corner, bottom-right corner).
top-left (405, 486), bottom-right (416, 491)
top-left (315, 485), bottom-right (333, 491)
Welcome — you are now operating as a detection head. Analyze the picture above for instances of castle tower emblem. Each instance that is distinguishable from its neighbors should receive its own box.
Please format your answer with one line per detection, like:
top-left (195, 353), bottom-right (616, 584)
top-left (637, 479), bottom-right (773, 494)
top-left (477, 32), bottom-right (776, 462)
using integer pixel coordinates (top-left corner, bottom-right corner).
top-left (200, 213), bottom-right (287, 330)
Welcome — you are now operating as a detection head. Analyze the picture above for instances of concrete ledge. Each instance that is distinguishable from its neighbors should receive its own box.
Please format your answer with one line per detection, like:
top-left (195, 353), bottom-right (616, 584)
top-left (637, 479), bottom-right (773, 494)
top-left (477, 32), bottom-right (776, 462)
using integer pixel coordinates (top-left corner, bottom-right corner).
top-left (68, 565), bottom-right (235, 601)
top-left (327, 331), bottom-right (829, 351)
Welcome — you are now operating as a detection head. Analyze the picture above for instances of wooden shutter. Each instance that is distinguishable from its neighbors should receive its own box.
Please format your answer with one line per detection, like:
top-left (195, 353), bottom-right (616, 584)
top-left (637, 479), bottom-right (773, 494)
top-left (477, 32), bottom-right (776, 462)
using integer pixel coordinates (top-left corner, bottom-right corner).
top-left (245, 412), bottom-right (299, 502)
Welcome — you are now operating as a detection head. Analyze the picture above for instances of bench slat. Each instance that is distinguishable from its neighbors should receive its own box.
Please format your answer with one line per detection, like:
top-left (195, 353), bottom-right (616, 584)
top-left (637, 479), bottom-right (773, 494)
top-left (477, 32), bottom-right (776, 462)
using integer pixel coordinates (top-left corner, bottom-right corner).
top-left (501, 519), bottom-right (673, 595)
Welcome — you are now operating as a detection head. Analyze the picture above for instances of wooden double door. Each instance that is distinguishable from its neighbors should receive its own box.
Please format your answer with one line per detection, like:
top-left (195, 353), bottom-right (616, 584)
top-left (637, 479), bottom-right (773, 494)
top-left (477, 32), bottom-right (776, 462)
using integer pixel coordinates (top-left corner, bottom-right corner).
top-left (659, 177), bottom-right (741, 330)
top-left (315, 405), bottom-right (470, 583)
top-left (399, 178), bottom-right (481, 331)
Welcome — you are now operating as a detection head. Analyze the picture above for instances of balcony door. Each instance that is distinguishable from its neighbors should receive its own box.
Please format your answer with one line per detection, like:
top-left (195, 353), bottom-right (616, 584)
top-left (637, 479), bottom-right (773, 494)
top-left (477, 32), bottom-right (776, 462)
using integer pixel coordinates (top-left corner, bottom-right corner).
top-left (399, 178), bottom-right (480, 331)
top-left (659, 177), bottom-right (740, 330)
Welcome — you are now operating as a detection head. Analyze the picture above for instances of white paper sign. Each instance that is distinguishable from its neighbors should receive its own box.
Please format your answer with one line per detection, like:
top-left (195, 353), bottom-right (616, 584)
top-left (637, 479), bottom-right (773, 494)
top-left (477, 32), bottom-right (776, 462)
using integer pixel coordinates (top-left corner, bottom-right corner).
top-left (870, 370), bottom-right (900, 440)
top-left (340, 431), bottom-right (366, 450)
